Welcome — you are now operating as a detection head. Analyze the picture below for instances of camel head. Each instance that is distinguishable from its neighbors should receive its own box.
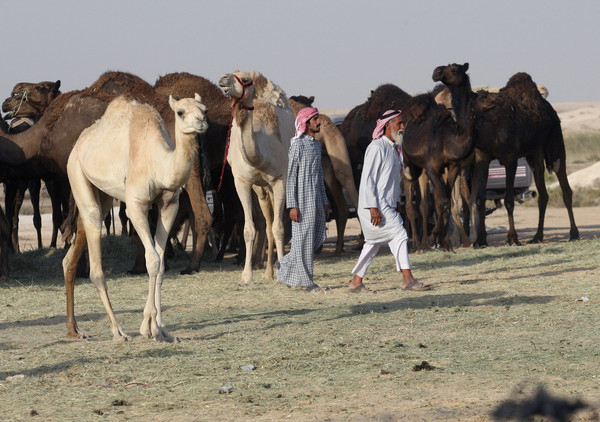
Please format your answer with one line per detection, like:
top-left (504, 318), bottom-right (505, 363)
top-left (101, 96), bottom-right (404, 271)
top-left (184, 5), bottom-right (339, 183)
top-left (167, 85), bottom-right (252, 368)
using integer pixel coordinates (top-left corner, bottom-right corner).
top-left (289, 95), bottom-right (315, 107)
top-left (2, 80), bottom-right (61, 119)
top-left (218, 70), bottom-right (256, 106)
top-left (432, 63), bottom-right (469, 87)
top-left (168, 93), bottom-right (209, 134)
top-left (473, 90), bottom-right (499, 113)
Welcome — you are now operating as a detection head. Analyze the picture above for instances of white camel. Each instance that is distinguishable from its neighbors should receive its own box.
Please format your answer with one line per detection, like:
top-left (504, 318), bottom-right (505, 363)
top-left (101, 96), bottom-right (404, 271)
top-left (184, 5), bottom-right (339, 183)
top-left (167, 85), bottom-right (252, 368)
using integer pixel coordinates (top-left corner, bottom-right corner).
top-left (218, 70), bottom-right (295, 284)
top-left (62, 94), bottom-right (208, 341)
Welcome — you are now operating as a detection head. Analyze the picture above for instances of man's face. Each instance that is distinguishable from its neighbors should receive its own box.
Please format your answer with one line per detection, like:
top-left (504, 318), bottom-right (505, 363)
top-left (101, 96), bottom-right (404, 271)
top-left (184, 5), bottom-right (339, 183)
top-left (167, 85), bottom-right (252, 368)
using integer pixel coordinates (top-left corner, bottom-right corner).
top-left (388, 115), bottom-right (405, 134)
top-left (306, 114), bottom-right (321, 135)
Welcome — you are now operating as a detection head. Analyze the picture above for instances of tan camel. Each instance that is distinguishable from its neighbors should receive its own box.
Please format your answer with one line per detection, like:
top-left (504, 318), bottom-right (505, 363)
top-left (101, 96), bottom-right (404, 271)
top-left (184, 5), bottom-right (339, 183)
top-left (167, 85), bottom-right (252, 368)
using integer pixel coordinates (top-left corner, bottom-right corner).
top-left (218, 70), bottom-right (294, 284)
top-left (62, 94), bottom-right (208, 341)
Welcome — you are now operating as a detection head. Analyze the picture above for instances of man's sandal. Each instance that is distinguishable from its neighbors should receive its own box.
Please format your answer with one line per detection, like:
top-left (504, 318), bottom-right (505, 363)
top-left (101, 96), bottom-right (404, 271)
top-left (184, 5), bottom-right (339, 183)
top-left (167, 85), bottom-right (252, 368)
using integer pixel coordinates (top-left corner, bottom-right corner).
top-left (349, 283), bottom-right (375, 294)
top-left (401, 280), bottom-right (432, 291)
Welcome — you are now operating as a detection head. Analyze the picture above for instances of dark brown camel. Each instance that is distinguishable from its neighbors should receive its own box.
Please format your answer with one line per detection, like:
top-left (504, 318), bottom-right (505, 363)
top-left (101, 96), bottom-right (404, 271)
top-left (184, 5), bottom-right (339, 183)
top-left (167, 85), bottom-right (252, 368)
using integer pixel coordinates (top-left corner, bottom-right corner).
top-left (339, 79), bottom-right (478, 250)
top-left (431, 63), bottom-right (481, 247)
top-left (2, 80), bottom-right (69, 250)
top-left (465, 72), bottom-right (579, 246)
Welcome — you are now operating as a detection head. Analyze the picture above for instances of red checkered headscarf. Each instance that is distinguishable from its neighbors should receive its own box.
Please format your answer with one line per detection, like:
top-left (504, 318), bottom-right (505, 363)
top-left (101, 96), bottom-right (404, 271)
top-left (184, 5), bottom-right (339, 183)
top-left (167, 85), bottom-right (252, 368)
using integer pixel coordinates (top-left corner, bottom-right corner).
top-left (294, 107), bottom-right (319, 136)
top-left (372, 110), bottom-right (402, 140)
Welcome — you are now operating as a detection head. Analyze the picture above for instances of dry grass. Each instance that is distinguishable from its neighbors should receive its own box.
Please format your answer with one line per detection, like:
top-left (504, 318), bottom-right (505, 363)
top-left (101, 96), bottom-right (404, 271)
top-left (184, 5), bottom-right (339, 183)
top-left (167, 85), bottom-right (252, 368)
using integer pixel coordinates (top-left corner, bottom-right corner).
top-left (1, 235), bottom-right (600, 421)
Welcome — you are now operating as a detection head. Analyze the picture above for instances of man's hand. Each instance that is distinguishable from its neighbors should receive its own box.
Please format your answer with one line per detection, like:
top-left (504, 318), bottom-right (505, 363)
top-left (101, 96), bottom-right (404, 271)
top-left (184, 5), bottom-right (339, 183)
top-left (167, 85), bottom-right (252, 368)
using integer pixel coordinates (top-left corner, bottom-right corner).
top-left (289, 208), bottom-right (300, 222)
top-left (370, 208), bottom-right (382, 226)
top-left (324, 205), bottom-right (330, 221)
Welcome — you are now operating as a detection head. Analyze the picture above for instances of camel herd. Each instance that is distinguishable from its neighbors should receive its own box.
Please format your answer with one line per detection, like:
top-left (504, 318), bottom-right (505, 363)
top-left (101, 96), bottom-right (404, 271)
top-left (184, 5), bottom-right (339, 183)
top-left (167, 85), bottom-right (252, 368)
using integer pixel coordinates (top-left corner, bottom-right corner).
top-left (0, 63), bottom-right (579, 341)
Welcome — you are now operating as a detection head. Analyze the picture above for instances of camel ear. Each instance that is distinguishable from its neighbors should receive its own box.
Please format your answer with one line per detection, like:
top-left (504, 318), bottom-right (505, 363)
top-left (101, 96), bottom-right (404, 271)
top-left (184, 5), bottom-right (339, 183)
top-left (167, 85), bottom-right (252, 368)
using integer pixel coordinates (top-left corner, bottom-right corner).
top-left (250, 70), bottom-right (256, 80)
top-left (53, 80), bottom-right (61, 93)
top-left (308, 96), bottom-right (315, 105)
top-left (194, 93), bottom-right (202, 103)
top-left (463, 63), bottom-right (469, 71)
top-left (169, 95), bottom-right (176, 110)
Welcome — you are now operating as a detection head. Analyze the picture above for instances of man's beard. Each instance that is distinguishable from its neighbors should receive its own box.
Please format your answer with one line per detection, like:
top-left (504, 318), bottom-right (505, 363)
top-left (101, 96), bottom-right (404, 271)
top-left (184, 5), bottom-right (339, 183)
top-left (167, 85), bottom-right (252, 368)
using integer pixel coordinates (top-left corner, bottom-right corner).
top-left (392, 130), bottom-right (404, 145)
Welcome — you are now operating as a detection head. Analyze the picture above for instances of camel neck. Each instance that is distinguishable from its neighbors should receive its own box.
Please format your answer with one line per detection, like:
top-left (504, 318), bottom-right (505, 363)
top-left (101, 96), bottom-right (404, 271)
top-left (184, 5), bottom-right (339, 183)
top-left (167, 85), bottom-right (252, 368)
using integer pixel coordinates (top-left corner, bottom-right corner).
top-left (234, 105), bottom-right (267, 169)
top-left (449, 83), bottom-right (473, 134)
top-left (161, 129), bottom-right (199, 190)
top-left (0, 119), bottom-right (46, 167)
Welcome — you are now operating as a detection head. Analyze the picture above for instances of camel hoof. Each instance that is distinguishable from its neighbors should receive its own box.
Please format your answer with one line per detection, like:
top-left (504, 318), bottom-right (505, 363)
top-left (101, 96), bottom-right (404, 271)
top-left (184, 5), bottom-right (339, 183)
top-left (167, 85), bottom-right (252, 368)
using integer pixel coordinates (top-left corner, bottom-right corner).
top-left (154, 329), bottom-right (176, 343)
top-left (179, 268), bottom-right (195, 275)
top-left (114, 334), bottom-right (132, 342)
top-left (67, 331), bottom-right (89, 340)
top-left (127, 268), bottom-right (147, 275)
top-left (241, 272), bottom-right (253, 285)
top-left (140, 320), bottom-right (153, 339)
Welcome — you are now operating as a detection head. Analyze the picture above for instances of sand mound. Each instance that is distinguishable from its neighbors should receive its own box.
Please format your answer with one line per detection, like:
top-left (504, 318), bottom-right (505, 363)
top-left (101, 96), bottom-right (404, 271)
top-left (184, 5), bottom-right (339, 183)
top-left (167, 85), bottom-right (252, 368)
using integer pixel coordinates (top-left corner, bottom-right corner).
top-left (554, 102), bottom-right (600, 133)
top-left (549, 160), bottom-right (600, 190)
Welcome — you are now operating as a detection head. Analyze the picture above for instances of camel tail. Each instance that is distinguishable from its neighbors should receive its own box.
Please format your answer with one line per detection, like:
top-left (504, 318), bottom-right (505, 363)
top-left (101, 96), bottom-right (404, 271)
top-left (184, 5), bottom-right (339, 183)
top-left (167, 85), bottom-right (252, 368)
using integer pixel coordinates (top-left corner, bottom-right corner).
top-left (60, 194), bottom-right (79, 245)
top-left (544, 126), bottom-right (566, 175)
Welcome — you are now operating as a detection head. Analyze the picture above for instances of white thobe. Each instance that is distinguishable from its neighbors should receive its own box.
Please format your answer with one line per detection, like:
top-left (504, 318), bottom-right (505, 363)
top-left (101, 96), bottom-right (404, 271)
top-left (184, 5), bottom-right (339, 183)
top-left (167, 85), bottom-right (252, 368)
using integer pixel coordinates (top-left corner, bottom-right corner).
top-left (357, 136), bottom-right (405, 243)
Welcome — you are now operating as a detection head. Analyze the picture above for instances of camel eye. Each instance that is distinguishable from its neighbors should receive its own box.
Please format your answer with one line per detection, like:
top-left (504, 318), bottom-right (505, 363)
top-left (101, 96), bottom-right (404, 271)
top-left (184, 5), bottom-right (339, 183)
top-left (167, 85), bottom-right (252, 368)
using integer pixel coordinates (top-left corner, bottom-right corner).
top-left (177, 110), bottom-right (184, 117)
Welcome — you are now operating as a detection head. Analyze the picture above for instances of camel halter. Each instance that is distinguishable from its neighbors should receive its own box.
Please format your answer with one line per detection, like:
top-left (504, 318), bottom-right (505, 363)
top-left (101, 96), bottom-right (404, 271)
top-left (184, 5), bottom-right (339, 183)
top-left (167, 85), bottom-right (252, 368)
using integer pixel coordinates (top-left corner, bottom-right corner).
top-left (218, 75), bottom-right (255, 192)
top-left (7, 89), bottom-right (31, 119)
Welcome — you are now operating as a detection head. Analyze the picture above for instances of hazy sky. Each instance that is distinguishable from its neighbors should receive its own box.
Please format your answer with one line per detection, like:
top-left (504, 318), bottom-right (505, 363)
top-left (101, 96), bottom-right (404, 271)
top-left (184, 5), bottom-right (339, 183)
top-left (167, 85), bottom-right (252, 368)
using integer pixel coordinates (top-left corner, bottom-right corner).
top-left (2, 1), bottom-right (598, 112)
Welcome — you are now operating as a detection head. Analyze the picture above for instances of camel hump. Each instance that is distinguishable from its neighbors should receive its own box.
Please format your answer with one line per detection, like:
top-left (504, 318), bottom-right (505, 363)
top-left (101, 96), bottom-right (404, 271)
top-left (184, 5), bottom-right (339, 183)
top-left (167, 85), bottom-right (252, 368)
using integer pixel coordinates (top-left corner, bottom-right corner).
top-left (254, 74), bottom-right (290, 110)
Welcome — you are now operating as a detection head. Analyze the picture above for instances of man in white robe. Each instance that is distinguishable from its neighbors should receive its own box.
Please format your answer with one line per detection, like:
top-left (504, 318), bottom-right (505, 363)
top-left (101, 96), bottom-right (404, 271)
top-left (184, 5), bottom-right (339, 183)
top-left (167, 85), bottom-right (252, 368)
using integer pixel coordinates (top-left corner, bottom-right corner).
top-left (349, 110), bottom-right (432, 293)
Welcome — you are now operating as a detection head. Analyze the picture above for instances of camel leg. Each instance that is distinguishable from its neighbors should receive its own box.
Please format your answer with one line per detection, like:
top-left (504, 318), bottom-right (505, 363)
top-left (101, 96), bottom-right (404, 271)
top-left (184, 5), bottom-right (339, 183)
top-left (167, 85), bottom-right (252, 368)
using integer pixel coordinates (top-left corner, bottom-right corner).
top-left (180, 219), bottom-right (190, 250)
top-left (45, 178), bottom-right (65, 248)
top-left (5, 180), bottom-right (21, 252)
top-left (124, 199), bottom-right (162, 340)
top-left (503, 161), bottom-right (520, 246)
top-left (554, 159), bottom-right (579, 241)
top-left (426, 166), bottom-right (451, 250)
top-left (181, 163), bottom-right (213, 274)
top-left (28, 179), bottom-right (43, 249)
top-left (62, 216), bottom-right (87, 338)
top-left (118, 201), bottom-right (129, 236)
top-left (403, 168), bottom-right (421, 251)
top-left (234, 179), bottom-right (256, 285)
top-left (253, 186), bottom-right (274, 279)
top-left (150, 191), bottom-right (180, 342)
top-left (67, 161), bottom-right (130, 341)
top-left (0, 207), bottom-right (10, 280)
top-left (323, 155), bottom-right (348, 254)
top-left (526, 154), bottom-right (548, 243)
top-left (447, 166), bottom-right (471, 248)
top-left (459, 169), bottom-right (472, 240)
top-left (13, 182), bottom-right (28, 252)
top-left (473, 155), bottom-right (491, 247)
top-left (418, 172), bottom-right (431, 250)
top-left (270, 179), bottom-right (286, 267)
